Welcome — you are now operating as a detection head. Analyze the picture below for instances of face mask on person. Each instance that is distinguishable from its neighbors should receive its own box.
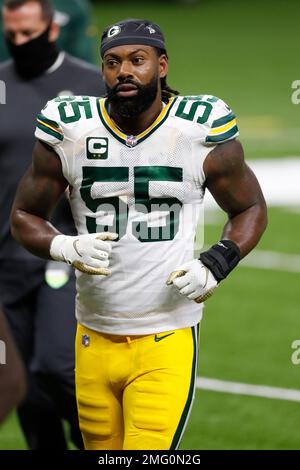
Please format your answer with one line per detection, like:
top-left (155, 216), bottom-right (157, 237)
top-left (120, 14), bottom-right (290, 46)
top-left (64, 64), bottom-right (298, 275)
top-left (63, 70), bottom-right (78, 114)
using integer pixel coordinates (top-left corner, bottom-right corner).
top-left (6, 24), bottom-right (58, 79)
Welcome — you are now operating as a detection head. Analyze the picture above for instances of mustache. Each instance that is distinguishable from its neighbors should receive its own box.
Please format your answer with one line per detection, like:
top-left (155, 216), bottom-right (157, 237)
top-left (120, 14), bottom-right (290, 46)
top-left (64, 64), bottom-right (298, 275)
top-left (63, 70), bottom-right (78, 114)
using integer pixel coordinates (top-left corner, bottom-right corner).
top-left (105, 73), bottom-right (159, 118)
top-left (109, 79), bottom-right (141, 94)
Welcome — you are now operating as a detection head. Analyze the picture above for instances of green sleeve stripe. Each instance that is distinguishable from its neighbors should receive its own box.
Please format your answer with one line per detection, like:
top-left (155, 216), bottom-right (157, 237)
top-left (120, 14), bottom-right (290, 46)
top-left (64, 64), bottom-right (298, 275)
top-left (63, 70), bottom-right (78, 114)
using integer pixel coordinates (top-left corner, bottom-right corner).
top-left (36, 123), bottom-right (63, 141)
top-left (211, 112), bottom-right (236, 128)
top-left (37, 113), bottom-right (61, 129)
top-left (206, 125), bottom-right (239, 143)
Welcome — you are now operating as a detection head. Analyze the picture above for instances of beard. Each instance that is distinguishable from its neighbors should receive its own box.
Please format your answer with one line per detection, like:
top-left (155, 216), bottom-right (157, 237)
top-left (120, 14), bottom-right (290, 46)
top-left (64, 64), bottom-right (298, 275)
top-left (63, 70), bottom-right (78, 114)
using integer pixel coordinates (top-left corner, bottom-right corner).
top-left (106, 74), bottom-right (159, 118)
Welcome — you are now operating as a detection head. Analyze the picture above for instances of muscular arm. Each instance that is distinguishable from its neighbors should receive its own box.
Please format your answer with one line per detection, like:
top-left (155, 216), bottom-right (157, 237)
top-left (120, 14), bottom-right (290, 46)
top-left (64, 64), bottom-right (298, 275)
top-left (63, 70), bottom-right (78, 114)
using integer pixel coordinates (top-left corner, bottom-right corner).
top-left (10, 141), bottom-right (68, 259)
top-left (203, 139), bottom-right (267, 258)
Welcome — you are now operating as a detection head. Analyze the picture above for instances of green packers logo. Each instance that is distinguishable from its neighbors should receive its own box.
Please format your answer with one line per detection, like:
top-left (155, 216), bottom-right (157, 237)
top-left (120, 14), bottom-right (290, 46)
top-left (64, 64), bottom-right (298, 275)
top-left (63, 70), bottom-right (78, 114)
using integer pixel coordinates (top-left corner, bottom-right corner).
top-left (86, 137), bottom-right (108, 159)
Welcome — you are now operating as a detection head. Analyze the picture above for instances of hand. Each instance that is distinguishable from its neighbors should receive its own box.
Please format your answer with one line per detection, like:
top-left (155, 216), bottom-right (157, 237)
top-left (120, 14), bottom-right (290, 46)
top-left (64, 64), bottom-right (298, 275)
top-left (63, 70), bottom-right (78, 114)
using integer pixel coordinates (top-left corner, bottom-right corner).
top-left (50, 232), bottom-right (118, 275)
top-left (166, 259), bottom-right (218, 303)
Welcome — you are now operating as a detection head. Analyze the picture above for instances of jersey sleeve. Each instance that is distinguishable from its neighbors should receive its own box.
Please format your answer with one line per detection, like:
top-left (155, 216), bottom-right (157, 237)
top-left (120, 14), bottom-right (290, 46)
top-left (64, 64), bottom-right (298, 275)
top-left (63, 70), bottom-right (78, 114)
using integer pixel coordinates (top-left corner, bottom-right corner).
top-left (35, 99), bottom-right (64, 147)
top-left (202, 96), bottom-right (239, 146)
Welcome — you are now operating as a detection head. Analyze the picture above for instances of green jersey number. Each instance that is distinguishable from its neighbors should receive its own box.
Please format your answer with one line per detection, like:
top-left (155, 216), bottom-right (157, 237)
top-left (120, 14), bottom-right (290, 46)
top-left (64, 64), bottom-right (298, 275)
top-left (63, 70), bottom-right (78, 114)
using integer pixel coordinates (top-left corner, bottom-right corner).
top-left (57, 97), bottom-right (92, 124)
top-left (133, 166), bottom-right (183, 242)
top-left (175, 96), bottom-right (214, 124)
top-left (80, 167), bottom-right (129, 238)
top-left (80, 166), bottom-right (183, 242)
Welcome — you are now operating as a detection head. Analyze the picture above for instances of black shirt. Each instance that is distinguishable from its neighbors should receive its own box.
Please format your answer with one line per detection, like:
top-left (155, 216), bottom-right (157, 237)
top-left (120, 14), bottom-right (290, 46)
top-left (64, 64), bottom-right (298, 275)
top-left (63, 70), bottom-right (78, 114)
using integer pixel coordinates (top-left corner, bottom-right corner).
top-left (0, 52), bottom-right (105, 261)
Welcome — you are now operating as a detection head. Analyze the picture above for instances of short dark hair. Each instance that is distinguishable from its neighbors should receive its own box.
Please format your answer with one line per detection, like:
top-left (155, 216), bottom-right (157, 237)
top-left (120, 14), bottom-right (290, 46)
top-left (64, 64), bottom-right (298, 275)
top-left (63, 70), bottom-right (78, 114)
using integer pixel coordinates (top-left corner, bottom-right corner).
top-left (3, 0), bottom-right (53, 22)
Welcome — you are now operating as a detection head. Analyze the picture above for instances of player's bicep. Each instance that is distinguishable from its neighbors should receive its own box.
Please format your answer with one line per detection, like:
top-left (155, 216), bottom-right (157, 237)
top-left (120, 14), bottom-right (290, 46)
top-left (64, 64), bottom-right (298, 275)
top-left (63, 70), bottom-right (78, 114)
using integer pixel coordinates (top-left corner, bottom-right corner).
top-left (203, 139), bottom-right (265, 217)
top-left (13, 140), bottom-right (68, 220)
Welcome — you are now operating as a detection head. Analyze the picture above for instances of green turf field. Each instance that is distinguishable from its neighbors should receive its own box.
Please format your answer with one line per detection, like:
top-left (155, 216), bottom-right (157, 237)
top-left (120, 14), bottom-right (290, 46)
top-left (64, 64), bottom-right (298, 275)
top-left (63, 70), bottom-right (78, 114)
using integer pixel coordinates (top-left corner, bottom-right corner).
top-left (1, 0), bottom-right (299, 450)
top-left (181, 207), bottom-right (300, 449)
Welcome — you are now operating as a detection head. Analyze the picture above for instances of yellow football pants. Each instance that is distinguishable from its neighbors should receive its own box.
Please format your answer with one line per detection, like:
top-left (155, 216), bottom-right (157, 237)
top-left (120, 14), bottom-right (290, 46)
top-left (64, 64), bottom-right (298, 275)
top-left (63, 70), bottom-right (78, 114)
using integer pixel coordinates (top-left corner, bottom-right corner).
top-left (75, 322), bottom-right (200, 450)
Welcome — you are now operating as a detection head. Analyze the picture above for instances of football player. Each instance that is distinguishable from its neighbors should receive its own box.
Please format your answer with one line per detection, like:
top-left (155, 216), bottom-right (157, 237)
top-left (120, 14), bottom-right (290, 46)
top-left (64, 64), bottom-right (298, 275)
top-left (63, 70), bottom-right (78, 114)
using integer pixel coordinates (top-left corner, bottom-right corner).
top-left (10, 19), bottom-right (267, 450)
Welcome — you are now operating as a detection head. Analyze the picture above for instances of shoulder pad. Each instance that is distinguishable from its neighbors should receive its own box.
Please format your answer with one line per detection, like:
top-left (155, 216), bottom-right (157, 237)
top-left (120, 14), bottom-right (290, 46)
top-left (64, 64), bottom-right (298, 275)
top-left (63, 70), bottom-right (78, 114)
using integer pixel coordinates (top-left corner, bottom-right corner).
top-left (204, 95), bottom-right (239, 146)
top-left (35, 95), bottom-right (96, 147)
top-left (173, 95), bottom-right (238, 146)
top-left (35, 98), bottom-right (64, 147)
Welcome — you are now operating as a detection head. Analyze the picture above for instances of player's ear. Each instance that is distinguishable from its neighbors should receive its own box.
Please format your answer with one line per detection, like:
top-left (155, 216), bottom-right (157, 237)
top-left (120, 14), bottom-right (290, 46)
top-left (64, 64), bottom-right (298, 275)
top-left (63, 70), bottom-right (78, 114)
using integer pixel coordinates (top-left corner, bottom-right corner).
top-left (159, 53), bottom-right (168, 79)
top-left (48, 21), bottom-right (60, 42)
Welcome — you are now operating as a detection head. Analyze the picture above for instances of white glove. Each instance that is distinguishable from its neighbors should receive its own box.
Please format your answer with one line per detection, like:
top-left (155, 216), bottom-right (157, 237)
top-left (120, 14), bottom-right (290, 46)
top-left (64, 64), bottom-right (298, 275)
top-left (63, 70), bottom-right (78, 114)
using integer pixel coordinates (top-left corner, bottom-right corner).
top-left (166, 259), bottom-right (218, 303)
top-left (50, 232), bottom-right (118, 275)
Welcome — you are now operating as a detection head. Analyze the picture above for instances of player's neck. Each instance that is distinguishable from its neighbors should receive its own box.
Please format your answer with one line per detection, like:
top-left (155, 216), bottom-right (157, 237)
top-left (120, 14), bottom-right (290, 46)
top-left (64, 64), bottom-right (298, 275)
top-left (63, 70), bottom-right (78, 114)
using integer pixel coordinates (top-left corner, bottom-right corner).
top-left (108, 94), bottom-right (163, 136)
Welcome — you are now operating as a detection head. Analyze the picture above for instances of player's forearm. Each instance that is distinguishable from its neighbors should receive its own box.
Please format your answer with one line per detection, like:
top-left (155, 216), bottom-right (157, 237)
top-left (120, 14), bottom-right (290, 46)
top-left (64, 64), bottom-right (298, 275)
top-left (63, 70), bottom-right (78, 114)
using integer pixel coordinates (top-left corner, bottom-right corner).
top-left (10, 208), bottom-right (61, 259)
top-left (11, 208), bottom-right (117, 275)
top-left (221, 200), bottom-right (268, 258)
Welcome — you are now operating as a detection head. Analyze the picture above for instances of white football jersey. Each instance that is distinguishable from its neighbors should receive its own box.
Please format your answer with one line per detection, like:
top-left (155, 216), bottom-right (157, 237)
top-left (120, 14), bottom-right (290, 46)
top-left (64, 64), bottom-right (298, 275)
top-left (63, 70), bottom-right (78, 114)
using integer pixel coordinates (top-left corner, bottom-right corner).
top-left (35, 94), bottom-right (239, 335)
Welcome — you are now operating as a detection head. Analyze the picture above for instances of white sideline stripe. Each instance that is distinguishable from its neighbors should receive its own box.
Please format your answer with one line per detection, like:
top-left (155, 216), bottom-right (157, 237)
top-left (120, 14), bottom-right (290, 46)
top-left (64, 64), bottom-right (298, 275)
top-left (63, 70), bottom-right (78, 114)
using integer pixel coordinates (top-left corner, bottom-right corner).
top-left (201, 247), bottom-right (300, 273)
top-left (241, 250), bottom-right (300, 273)
top-left (196, 377), bottom-right (300, 402)
top-left (204, 158), bottom-right (300, 208)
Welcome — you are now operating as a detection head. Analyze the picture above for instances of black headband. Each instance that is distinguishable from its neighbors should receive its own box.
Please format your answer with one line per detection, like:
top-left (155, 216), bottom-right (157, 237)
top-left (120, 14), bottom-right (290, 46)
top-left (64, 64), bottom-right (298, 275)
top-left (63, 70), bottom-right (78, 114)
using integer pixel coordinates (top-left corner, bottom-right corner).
top-left (101, 18), bottom-right (166, 57)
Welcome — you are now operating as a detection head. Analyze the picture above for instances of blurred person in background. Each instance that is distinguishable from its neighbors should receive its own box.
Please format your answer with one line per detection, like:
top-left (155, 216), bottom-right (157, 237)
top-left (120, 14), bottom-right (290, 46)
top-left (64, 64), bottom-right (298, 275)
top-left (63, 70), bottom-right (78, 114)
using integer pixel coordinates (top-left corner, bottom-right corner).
top-left (10, 18), bottom-right (267, 449)
top-left (0, 0), bottom-right (96, 62)
top-left (0, 0), bottom-right (105, 449)
top-left (0, 307), bottom-right (27, 425)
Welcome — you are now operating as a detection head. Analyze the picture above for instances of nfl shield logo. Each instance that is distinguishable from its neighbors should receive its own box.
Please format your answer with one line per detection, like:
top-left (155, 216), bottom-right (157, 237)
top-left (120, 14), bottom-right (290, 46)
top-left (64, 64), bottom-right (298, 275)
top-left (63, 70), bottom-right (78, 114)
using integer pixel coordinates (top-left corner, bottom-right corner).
top-left (82, 334), bottom-right (90, 347)
top-left (126, 135), bottom-right (137, 147)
